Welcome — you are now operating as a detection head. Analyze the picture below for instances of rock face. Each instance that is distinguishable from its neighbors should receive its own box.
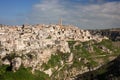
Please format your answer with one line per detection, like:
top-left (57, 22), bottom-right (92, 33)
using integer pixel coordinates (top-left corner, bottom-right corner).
top-left (0, 24), bottom-right (107, 72)
top-left (75, 55), bottom-right (120, 80)
top-left (12, 57), bottom-right (22, 72)
top-left (89, 28), bottom-right (120, 41)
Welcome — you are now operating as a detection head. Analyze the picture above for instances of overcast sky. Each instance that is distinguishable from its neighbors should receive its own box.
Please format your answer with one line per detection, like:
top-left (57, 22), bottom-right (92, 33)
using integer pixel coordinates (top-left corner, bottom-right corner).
top-left (0, 0), bottom-right (120, 29)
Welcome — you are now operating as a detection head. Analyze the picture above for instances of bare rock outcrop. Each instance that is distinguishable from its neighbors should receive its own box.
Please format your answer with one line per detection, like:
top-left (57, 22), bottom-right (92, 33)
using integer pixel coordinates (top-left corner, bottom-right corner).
top-left (12, 57), bottom-right (22, 72)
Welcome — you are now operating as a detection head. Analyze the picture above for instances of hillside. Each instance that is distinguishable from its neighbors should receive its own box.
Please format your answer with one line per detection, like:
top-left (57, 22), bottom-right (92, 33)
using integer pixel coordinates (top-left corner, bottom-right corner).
top-left (0, 24), bottom-right (120, 80)
top-left (76, 53), bottom-right (120, 80)
top-left (89, 28), bottom-right (120, 41)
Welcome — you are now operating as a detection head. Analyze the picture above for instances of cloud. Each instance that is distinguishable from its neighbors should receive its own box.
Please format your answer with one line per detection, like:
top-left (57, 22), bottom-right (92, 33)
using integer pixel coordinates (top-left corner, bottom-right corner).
top-left (27, 0), bottom-right (120, 29)
top-left (28, 0), bottom-right (66, 24)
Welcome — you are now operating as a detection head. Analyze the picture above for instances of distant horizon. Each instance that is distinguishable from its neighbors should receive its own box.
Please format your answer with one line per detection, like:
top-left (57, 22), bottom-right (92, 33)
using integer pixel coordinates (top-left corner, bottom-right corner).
top-left (0, 22), bottom-right (120, 30)
top-left (0, 0), bottom-right (120, 29)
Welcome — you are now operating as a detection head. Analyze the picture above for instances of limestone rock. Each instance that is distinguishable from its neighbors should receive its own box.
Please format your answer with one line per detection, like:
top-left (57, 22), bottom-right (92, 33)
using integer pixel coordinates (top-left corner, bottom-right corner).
top-left (2, 59), bottom-right (10, 65)
top-left (44, 68), bottom-right (52, 76)
top-left (67, 53), bottom-right (73, 64)
top-left (12, 57), bottom-right (22, 72)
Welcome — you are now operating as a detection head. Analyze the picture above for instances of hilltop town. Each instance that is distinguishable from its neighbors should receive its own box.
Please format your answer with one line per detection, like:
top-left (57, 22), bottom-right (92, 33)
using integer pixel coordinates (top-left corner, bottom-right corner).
top-left (1, 24), bottom-right (119, 80)
top-left (0, 24), bottom-right (106, 51)
top-left (0, 24), bottom-right (107, 54)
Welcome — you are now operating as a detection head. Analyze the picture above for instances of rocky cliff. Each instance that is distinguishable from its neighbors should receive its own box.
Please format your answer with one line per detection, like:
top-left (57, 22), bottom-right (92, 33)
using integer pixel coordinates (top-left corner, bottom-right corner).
top-left (0, 24), bottom-right (119, 80)
top-left (89, 28), bottom-right (120, 41)
top-left (76, 54), bottom-right (120, 80)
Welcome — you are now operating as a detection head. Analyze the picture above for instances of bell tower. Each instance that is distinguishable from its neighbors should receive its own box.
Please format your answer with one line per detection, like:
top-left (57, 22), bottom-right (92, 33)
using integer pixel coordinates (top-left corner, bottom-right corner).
top-left (59, 18), bottom-right (62, 26)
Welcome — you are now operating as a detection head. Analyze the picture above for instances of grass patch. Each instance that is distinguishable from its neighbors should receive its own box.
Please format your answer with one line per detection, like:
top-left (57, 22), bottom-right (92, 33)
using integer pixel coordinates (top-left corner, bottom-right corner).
top-left (0, 65), bottom-right (50, 80)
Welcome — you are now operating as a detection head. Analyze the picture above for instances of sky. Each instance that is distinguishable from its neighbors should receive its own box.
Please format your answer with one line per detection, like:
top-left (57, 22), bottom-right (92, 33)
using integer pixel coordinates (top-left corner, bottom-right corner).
top-left (0, 0), bottom-right (120, 29)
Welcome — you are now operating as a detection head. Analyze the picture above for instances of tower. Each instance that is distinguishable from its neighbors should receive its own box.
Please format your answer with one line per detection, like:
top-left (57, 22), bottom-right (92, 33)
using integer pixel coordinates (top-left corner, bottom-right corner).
top-left (59, 18), bottom-right (62, 26)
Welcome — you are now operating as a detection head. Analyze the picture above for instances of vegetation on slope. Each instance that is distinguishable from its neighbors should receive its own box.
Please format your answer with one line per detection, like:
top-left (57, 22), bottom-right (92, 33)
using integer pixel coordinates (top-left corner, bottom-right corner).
top-left (76, 55), bottom-right (120, 80)
top-left (0, 39), bottom-right (120, 80)
top-left (0, 65), bottom-right (50, 80)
